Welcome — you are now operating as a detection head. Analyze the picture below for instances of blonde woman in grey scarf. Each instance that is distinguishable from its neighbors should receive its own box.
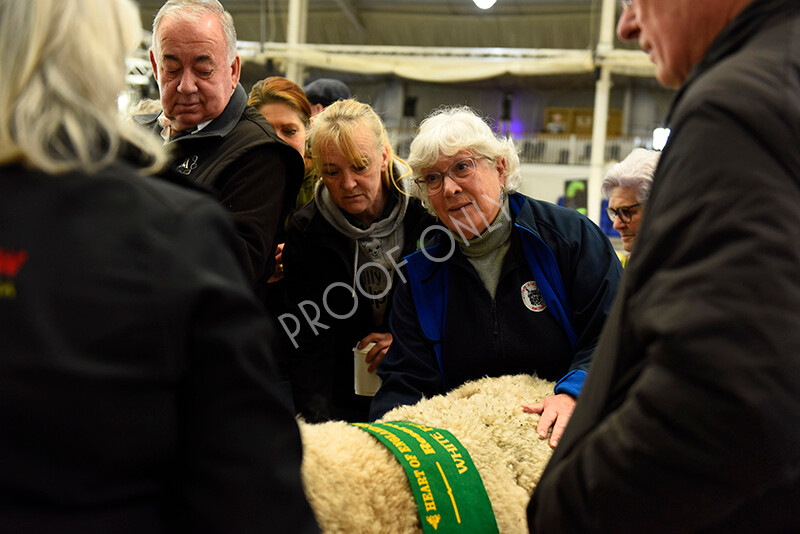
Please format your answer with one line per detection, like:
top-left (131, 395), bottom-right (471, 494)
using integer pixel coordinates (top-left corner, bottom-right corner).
top-left (279, 99), bottom-right (434, 422)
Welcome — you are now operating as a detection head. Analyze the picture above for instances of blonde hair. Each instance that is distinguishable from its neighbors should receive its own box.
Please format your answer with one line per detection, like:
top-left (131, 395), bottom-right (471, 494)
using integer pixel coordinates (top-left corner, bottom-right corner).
top-left (0, 0), bottom-right (166, 174)
top-left (308, 98), bottom-right (406, 189)
top-left (407, 106), bottom-right (521, 213)
top-left (123, 98), bottom-right (163, 122)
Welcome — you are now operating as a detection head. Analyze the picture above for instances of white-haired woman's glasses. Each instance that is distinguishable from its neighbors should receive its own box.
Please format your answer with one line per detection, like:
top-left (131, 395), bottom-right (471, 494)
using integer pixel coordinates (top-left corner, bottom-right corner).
top-left (618, 0), bottom-right (632, 9)
top-left (415, 156), bottom-right (490, 195)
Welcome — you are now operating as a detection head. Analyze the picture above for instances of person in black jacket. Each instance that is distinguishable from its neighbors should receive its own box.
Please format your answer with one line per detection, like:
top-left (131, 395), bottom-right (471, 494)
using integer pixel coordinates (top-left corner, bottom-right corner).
top-left (529, 1), bottom-right (800, 532)
top-left (279, 99), bottom-right (435, 422)
top-left (0, 1), bottom-right (318, 532)
top-left (368, 107), bottom-right (622, 448)
top-left (141, 0), bottom-right (304, 298)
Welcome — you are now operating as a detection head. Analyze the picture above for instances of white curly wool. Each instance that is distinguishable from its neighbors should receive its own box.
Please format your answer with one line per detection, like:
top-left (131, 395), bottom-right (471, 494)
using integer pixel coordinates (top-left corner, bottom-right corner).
top-left (298, 374), bottom-right (556, 533)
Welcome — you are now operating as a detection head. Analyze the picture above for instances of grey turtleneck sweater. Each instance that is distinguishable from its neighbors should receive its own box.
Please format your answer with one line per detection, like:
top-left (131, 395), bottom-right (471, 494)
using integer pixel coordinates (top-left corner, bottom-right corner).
top-left (452, 196), bottom-right (513, 299)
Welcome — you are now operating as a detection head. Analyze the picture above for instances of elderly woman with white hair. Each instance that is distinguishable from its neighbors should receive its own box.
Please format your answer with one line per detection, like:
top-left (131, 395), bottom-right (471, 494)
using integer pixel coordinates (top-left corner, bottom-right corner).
top-left (602, 148), bottom-right (660, 262)
top-left (369, 107), bottom-right (622, 447)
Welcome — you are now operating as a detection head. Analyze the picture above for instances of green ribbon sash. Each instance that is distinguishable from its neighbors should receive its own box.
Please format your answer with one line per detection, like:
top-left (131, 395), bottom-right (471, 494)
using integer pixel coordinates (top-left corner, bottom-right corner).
top-left (352, 421), bottom-right (499, 533)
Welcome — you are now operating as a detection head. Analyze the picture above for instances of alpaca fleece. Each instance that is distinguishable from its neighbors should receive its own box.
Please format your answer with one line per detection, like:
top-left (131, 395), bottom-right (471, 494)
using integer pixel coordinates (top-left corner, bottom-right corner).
top-left (298, 374), bottom-right (556, 533)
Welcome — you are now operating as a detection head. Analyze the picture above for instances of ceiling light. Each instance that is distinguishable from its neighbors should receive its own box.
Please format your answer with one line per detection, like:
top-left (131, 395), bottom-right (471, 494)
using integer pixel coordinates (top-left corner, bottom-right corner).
top-left (473, 0), bottom-right (497, 9)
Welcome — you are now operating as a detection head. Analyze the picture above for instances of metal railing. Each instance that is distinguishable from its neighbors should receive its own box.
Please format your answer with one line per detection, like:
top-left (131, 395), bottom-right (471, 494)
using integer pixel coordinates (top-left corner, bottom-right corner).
top-left (515, 134), bottom-right (641, 165)
top-left (388, 130), bottom-right (644, 165)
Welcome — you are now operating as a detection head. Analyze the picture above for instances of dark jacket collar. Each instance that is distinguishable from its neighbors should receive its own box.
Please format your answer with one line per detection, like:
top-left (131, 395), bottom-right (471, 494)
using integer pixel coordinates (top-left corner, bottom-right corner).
top-left (133, 83), bottom-right (248, 142)
top-left (667, 0), bottom-right (800, 126)
top-left (508, 191), bottom-right (542, 239)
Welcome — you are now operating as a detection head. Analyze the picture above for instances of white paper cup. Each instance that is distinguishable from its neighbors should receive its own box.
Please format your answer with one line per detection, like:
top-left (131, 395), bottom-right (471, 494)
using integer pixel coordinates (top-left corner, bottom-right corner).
top-left (353, 342), bottom-right (381, 396)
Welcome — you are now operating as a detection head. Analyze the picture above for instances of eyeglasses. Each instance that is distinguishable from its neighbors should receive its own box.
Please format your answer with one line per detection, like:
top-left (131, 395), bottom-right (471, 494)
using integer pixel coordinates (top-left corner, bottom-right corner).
top-left (414, 156), bottom-right (487, 195)
top-left (607, 203), bottom-right (641, 223)
top-left (618, 0), bottom-right (632, 9)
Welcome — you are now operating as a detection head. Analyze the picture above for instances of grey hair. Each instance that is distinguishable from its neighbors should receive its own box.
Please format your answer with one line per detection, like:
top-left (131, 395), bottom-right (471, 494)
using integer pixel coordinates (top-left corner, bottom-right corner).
top-left (152, 0), bottom-right (237, 65)
top-left (0, 0), bottom-right (166, 174)
top-left (407, 106), bottom-right (521, 213)
top-left (601, 148), bottom-right (660, 203)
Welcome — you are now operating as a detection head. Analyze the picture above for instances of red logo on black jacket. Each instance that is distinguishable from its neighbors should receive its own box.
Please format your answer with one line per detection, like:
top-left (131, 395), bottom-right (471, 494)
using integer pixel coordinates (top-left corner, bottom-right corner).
top-left (0, 247), bottom-right (28, 298)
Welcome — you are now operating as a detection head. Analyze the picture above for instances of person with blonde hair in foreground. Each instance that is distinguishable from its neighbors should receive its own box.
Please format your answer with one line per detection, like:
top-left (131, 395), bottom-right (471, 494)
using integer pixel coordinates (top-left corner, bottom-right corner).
top-left (0, 0), bottom-right (318, 531)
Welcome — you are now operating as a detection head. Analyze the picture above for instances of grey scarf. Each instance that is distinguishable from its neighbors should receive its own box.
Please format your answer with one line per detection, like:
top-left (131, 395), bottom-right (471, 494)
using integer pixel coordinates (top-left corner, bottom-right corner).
top-left (315, 163), bottom-right (410, 306)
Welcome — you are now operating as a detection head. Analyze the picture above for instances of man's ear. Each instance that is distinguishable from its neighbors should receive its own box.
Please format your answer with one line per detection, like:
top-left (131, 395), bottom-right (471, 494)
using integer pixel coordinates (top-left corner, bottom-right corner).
top-left (149, 49), bottom-right (159, 82)
top-left (230, 54), bottom-right (241, 90)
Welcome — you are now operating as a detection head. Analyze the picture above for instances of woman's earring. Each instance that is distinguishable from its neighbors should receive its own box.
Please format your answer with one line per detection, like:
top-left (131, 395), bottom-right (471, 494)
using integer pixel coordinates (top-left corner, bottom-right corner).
top-left (500, 184), bottom-right (506, 201)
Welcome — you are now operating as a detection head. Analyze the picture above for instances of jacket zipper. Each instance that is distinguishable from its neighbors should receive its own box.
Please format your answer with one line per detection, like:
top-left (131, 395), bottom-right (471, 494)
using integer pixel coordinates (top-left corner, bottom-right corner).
top-left (491, 299), bottom-right (499, 336)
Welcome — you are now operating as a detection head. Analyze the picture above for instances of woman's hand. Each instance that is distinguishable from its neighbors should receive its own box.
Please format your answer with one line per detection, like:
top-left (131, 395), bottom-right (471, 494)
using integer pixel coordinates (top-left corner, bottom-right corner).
top-left (267, 243), bottom-right (285, 283)
top-left (358, 332), bottom-right (393, 373)
top-left (522, 393), bottom-right (576, 448)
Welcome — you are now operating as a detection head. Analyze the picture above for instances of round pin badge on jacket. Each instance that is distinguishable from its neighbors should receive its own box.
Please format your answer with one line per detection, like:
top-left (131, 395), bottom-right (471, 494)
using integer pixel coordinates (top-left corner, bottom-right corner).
top-left (521, 281), bottom-right (546, 312)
